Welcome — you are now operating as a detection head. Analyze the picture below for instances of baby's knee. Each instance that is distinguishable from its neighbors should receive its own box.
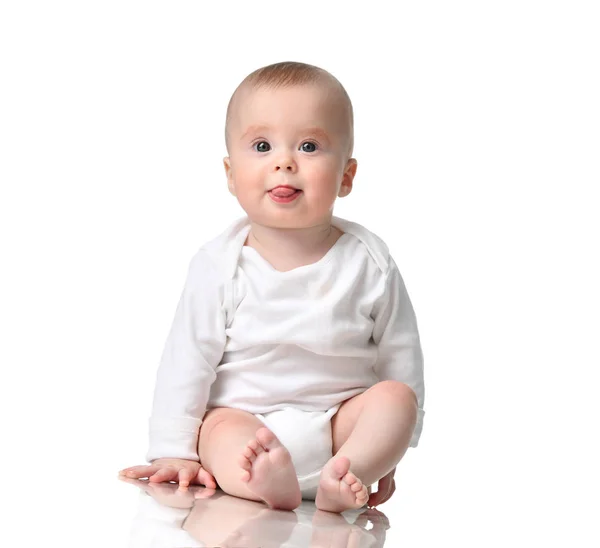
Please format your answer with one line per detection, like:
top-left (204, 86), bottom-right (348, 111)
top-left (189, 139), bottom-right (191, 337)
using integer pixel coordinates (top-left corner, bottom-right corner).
top-left (200, 407), bottom-right (254, 442)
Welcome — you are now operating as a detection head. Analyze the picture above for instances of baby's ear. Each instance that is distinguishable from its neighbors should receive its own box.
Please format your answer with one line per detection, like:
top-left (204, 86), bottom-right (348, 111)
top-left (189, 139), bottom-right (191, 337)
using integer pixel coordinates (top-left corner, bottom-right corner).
top-left (339, 158), bottom-right (358, 198)
top-left (223, 157), bottom-right (236, 196)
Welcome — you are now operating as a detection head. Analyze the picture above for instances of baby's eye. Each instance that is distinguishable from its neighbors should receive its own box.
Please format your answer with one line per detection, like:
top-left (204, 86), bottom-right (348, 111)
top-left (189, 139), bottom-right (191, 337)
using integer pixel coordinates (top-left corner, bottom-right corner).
top-left (254, 141), bottom-right (271, 153)
top-left (300, 142), bottom-right (317, 153)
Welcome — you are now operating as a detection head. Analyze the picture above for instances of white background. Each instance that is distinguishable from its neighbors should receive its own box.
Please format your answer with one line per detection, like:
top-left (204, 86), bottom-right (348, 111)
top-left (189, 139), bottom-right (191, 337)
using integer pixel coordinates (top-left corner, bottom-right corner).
top-left (1, 1), bottom-right (598, 546)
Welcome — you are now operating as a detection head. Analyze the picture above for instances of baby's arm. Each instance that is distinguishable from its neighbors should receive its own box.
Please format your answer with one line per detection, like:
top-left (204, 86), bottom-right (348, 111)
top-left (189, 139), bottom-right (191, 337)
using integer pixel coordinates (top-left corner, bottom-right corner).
top-left (371, 256), bottom-right (425, 448)
top-left (121, 249), bottom-right (227, 485)
top-left (148, 250), bottom-right (227, 462)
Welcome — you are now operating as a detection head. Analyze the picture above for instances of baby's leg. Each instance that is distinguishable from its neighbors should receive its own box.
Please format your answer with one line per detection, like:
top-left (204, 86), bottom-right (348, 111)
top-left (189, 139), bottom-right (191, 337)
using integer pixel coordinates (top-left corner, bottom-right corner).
top-left (199, 407), bottom-right (302, 511)
top-left (316, 380), bottom-right (417, 513)
top-left (330, 380), bottom-right (417, 485)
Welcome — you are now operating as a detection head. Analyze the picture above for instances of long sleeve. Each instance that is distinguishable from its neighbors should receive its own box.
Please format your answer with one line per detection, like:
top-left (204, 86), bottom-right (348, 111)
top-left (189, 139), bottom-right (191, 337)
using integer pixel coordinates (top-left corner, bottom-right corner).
top-left (371, 257), bottom-right (425, 448)
top-left (146, 250), bottom-right (227, 462)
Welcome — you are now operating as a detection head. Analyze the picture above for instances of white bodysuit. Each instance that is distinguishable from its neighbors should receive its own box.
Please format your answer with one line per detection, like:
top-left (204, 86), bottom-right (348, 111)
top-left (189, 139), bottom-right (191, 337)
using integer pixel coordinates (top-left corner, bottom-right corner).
top-left (147, 216), bottom-right (425, 498)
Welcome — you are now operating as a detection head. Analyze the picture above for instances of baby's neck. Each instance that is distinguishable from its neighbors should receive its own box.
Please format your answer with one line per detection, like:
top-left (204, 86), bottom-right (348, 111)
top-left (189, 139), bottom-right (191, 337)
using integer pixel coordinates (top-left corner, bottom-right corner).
top-left (245, 221), bottom-right (343, 272)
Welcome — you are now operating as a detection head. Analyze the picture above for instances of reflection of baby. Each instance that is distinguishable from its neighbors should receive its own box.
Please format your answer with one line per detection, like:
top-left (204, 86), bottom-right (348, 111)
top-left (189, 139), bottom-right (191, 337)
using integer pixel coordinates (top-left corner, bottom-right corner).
top-left (120, 61), bottom-right (425, 513)
top-left (125, 480), bottom-right (203, 548)
top-left (124, 478), bottom-right (388, 548)
top-left (187, 492), bottom-right (299, 548)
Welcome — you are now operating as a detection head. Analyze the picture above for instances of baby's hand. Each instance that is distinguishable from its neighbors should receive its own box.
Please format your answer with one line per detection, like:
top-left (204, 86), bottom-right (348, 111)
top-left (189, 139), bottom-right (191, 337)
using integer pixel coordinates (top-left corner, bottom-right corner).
top-left (119, 458), bottom-right (217, 490)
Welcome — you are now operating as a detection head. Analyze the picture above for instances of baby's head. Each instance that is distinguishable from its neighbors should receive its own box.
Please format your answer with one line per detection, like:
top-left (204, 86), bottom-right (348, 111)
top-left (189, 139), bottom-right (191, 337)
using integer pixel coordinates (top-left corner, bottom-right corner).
top-left (223, 61), bottom-right (357, 229)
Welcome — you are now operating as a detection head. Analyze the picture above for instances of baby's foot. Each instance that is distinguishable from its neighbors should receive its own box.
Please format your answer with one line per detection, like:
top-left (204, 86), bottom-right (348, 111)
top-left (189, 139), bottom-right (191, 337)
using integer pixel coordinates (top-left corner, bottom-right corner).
top-left (315, 456), bottom-right (369, 513)
top-left (238, 427), bottom-right (302, 510)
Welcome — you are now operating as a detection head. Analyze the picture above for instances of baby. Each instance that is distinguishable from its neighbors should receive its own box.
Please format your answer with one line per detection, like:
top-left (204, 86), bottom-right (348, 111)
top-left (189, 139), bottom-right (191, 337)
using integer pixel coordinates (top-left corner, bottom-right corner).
top-left (120, 61), bottom-right (425, 514)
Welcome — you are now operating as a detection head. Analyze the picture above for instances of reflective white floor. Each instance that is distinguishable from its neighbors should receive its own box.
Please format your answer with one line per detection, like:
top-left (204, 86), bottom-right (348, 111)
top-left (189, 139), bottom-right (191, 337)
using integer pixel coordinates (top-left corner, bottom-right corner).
top-left (122, 478), bottom-right (389, 547)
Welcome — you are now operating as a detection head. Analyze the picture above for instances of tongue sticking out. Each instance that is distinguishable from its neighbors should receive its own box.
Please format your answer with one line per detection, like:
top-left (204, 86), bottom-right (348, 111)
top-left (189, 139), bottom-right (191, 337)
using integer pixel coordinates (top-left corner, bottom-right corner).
top-left (271, 187), bottom-right (298, 198)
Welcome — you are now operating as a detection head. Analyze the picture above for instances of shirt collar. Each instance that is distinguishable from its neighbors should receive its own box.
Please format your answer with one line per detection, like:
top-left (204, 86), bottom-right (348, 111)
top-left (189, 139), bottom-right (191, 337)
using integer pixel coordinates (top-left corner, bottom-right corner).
top-left (222, 215), bottom-right (389, 279)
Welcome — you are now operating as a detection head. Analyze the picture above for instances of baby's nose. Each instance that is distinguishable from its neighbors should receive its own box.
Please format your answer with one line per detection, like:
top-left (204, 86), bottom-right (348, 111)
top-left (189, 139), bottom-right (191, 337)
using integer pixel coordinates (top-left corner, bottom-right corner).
top-left (275, 159), bottom-right (296, 172)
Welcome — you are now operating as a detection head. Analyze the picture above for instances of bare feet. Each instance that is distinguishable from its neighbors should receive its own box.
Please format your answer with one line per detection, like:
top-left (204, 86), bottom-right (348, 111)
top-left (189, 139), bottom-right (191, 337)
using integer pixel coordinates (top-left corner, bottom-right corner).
top-left (238, 427), bottom-right (302, 510)
top-left (315, 456), bottom-right (369, 513)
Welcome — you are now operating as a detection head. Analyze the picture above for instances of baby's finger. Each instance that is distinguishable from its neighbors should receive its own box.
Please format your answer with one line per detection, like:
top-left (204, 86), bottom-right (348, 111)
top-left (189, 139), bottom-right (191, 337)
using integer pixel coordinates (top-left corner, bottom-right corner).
top-left (371, 480), bottom-right (395, 507)
top-left (198, 467), bottom-right (217, 489)
top-left (148, 467), bottom-right (177, 483)
top-left (368, 487), bottom-right (388, 507)
top-left (380, 482), bottom-right (396, 505)
top-left (178, 468), bottom-right (191, 489)
top-left (121, 465), bottom-right (159, 479)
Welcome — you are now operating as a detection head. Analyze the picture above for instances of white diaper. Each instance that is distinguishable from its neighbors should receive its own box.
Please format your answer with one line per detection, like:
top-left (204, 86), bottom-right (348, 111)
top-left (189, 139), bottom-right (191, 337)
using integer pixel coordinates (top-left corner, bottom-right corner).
top-left (254, 405), bottom-right (341, 500)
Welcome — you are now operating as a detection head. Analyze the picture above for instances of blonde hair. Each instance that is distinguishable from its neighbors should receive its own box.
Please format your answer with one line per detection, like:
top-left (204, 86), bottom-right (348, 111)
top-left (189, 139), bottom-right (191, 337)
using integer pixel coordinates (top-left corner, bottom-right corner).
top-left (225, 61), bottom-right (354, 156)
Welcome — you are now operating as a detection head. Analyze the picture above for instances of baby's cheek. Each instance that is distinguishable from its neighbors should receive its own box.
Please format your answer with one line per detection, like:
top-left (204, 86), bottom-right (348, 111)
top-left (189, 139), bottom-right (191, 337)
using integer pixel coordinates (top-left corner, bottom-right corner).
top-left (235, 172), bottom-right (263, 193)
top-left (306, 164), bottom-right (335, 184)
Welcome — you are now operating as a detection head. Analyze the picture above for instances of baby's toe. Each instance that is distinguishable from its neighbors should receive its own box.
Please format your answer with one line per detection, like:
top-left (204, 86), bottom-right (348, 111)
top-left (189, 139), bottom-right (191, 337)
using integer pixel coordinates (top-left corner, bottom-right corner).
top-left (351, 481), bottom-right (364, 493)
top-left (255, 427), bottom-right (277, 449)
top-left (358, 484), bottom-right (369, 499)
top-left (248, 439), bottom-right (263, 455)
top-left (343, 472), bottom-right (360, 486)
top-left (239, 454), bottom-right (252, 470)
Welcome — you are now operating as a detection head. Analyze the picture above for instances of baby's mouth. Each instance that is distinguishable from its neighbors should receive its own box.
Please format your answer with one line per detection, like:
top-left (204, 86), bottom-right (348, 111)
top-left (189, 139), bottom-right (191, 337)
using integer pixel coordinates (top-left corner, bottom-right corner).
top-left (269, 187), bottom-right (302, 198)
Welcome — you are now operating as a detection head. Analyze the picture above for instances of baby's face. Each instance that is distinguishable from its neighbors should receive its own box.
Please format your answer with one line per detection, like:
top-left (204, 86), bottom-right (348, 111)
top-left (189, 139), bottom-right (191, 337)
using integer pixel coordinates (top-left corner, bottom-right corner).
top-left (224, 84), bottom-right (356, 230)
